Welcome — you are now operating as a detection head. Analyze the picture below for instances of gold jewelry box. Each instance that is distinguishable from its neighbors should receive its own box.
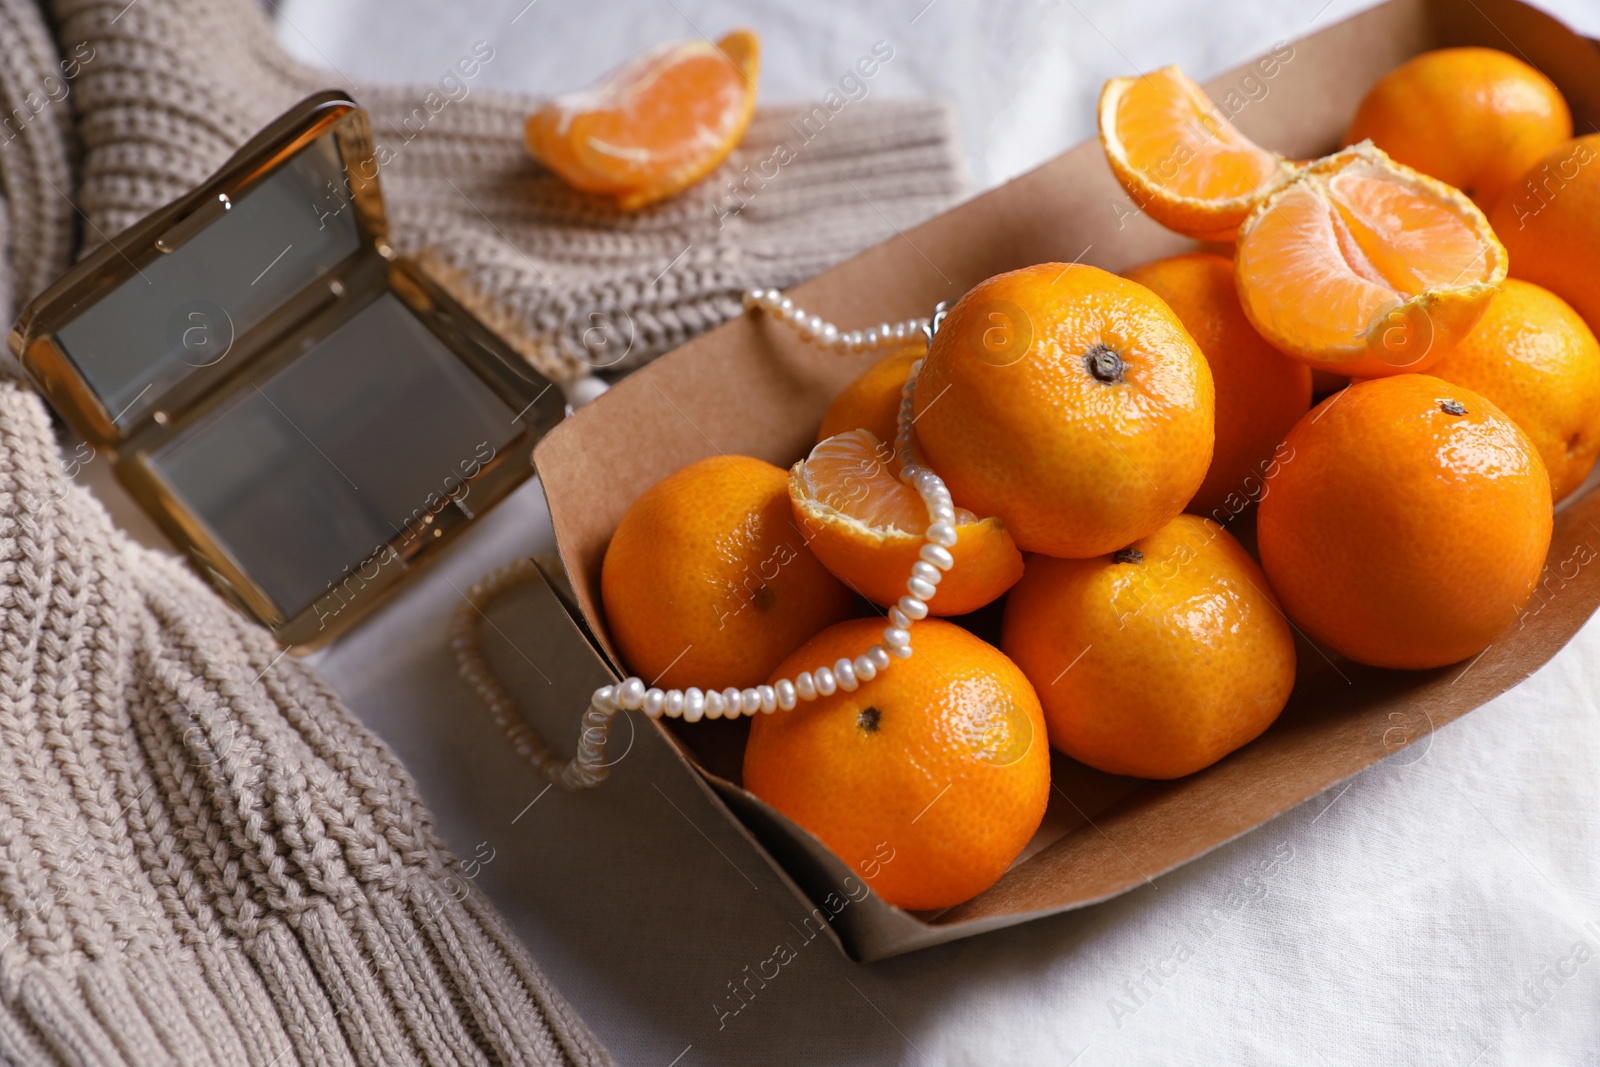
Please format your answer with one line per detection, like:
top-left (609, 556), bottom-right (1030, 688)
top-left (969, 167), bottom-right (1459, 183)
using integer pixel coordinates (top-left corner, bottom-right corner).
top-left (10, 91), bottom-right (564, 648)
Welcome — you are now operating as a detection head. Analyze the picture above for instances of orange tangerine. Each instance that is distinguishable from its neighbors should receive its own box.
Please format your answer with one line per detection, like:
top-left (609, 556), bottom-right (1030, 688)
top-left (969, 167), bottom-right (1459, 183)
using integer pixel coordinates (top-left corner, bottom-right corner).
top-left (1345, 47), bottom-right (1572, 211)
top-left (1099, 66), bottom-right (1297, 242)
top-left (815, 343), bottom-right (924, 448)
top-left (790, 430), bottom-right (1024, 615)
top-left (1258, 375), bottom-right (1551, 670)
top-left (1124, 252), bottom-right (1311, 520)
top-left (1002, 515), bottom-right (1296, 779)
top-left (1426, 279), bottom-right (1600, 502)
top-left (1235, 143), bottom-right (1506, 378)
top-left (601, 454), bottom-right (852, 691)
top-left (913, 264), bottom-right (1214, 560)
top-left (744, 617), bottom-right (1050, 911)
top-left (525, 30), bottom-right (759, 210)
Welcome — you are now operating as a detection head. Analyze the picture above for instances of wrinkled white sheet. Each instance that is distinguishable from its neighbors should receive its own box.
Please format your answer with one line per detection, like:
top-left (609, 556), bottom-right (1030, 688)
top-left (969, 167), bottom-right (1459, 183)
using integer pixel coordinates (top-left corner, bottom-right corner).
top-left (276, 1), bottom-right (1600, 1062)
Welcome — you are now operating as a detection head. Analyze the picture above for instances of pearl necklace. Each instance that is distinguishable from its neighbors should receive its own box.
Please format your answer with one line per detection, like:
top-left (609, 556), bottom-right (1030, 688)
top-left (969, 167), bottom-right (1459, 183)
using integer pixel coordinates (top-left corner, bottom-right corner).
top-left (454, 289), bottom-right (953, 789)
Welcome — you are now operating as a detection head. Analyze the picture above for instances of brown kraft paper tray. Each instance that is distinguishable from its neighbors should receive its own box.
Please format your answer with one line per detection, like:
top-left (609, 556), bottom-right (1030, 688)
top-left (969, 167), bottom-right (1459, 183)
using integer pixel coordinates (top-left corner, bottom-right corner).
top-left (532, 0), bottom-right (1600, 961)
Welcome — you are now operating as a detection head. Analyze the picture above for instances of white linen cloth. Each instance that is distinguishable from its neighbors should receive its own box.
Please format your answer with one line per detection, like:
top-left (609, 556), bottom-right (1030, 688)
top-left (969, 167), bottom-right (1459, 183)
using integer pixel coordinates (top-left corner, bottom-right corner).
top-left (271, 0), bottom-right (1600, 1063)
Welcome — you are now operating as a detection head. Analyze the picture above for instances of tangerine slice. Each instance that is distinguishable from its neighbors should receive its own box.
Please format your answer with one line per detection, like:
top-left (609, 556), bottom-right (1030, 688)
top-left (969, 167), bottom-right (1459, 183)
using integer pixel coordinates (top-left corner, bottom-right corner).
top-left (789, 430), bottom-right (1024, 616)
top-left (1235, 143), bottom-right (1506, 377)
top-left (525, 30), bottom-right (759, 210)
top-left (1099, 66), bottom-right (1298, 242)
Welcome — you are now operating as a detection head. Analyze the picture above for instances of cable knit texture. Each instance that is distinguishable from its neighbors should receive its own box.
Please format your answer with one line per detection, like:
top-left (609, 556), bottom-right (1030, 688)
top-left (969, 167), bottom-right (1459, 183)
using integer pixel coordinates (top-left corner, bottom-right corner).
top-left (54, 0), bottom-right (964, 381)
top-left (0, 0), bottom-right (964, 1063)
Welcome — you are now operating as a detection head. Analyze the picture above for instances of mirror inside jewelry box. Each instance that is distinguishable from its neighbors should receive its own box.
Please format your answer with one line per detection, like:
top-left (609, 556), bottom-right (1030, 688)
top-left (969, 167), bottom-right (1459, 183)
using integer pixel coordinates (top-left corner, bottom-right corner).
top-left (10, 91), bottom-right (565, 648)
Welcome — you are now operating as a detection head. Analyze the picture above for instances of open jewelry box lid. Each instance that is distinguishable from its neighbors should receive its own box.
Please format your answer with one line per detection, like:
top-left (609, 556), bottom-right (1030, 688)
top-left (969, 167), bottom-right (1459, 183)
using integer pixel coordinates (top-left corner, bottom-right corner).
top-left (10, 91), bottom-right (565, 647)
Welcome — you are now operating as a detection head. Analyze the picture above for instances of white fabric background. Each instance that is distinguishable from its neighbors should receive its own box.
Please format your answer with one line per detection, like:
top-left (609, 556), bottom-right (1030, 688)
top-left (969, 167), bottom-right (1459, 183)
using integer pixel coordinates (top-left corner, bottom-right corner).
top-left (260, 1), bottom-right (1600, 1063)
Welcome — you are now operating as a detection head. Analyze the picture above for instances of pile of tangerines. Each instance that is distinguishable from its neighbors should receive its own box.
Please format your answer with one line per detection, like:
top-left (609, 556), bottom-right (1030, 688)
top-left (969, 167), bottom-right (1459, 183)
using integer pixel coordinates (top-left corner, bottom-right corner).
top-left (594, 47), bottom-right (1600, 912)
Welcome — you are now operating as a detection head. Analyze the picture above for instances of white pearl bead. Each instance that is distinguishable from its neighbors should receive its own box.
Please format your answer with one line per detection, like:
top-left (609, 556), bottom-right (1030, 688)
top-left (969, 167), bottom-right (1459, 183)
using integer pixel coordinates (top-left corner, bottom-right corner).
top-left (807, 315), bottom-right (825, 337)
top-left (760, 290), bottom-right (781, 310)
top-left (908, 576), bottom-right (937, 600)
top-left (594, 685), bottom-right (617, 710)
top-left (912, 561), bottom-right (943, 586)
top-left (682, 693), bottom-right (704, 723)
top-left (723, 686), bottom-right (744, 716)
top-left (878, 323), bottom-right (894, 344)
top-left (884, 626), bottom-right (912, 648)
top-left (911, 359), bottom-right (924, 374)
top-left (867, 645), bottom-right (892, 670)
top-left (847, 331), bottom-right (865, 349)
top-left (778, 297), bottom-right (794, 314)
top-left (897, 596), bottom-right (928, 622)
top-left (814, 667), bottom-right (837, 696)
top-left (892, 322), bottom-right (908, 340)
top-left (758, 685), bottom-right (778, 713)
top-left (644, 688), bottom-right (665, 717)
top-left (618, 677), bottom-right (646, 710)
top-left (927, 523), bottom-right (958, 547)
top-left (704, 689), bottom-right (726, 719)
top-left (820, 323), bottom-right (839, 346)
top-left (776, 679), bottom-right (797, 710)
top-left (687, 687), bottom-right (708, 720)
top-left (743, 289), bottom-right (760, 309)
top-left (901, 464), bottom-right (928, 483)
top-left (853, 655), bottom-right (877, 682)
top-left (665, 690), bottom-right (685, 719)
top-left (889, 607), bottom-right (912, 630)
top-left (741, 688), bottom-right (761, 715)
top-left (796, 672), bottom-right (817, 700)
top-left (933, 507), bottom-right (957, 526)
top-left (864, 327), bottom-right (879, 348)
top-left (833, 658), bottom-right (857, 691)
top-left (888, 642), bottom-right (914, 659)
top-left (920, 544), bottom-right (955, 570)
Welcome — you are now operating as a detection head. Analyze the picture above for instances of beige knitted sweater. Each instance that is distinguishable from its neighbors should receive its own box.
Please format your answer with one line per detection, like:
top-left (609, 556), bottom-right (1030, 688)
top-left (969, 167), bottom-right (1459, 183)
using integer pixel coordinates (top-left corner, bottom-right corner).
top-left (0, 0), bottom-right (962, 1064)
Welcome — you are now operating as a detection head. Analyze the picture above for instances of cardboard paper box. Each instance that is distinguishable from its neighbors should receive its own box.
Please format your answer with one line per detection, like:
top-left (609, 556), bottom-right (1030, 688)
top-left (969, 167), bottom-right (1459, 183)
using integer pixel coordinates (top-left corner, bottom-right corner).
top-left (533, 0), bottom-right (1600, 960)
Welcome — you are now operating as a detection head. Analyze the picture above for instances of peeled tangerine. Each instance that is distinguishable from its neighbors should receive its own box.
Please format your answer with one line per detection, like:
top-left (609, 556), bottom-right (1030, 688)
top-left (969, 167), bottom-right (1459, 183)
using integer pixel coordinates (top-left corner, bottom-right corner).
top-left (1001, 515), bottom-right (1296, 780)
top-left (790, 430), bottom-right (1024, 615)
top-left (525, 30), bottom-right (759, 210)
top-left (1235, 143), bottom-right (1507, 379)
top-left (1258, 375), bottom-right (1552, 670)
top-left (744, 618), bottom-right (1050, 911)
top-left (914, 263), bottom-right (1215, 560)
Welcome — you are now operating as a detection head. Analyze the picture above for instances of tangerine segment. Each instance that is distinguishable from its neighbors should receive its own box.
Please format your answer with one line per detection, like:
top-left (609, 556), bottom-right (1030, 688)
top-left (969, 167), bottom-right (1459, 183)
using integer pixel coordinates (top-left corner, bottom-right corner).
top-left (1099, 66), bottom-right (1297, 241)
top-left (790, 430), bottom-right (1024, 615)
top-left (525, 30), bottom-right (759, 210)
top-left (1257, 375), bottom-right (1551, 670)
top-left (744, 618), bottom-right (1050, 912)
top-left (601, 454), bottom-right (853, 692)
top-left (1235, 144), bottom-right (1506, 377)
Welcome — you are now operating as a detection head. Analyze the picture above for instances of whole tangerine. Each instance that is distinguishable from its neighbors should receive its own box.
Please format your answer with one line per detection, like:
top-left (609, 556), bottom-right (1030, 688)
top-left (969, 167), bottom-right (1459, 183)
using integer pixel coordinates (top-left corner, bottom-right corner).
top-left (1490, 134), bottom-right (1600, 333)
top-left (914, 263), bottom-right (1215, 559)
top-left (743, 618), bottom-right (1050, 911)
top-left (816, 343), bottom-right (924, 448)
top-left (1427, 278), bottom-right (1600, 502)
top-left (1124, 252), bottom-right (1311, 521)
top-left (1257, 375), bottom-right (1552, 670)
top-left (1345, 47), bottom-right (1572, 211)
top-left (1002, 515), bottom-right (1296, 779)
top-left (601, 454), bottom-right (853, 691)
